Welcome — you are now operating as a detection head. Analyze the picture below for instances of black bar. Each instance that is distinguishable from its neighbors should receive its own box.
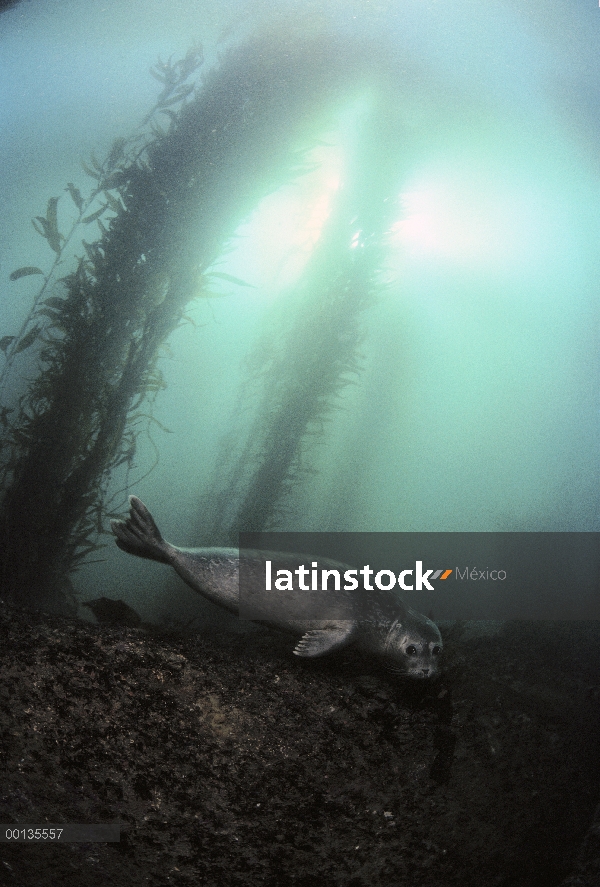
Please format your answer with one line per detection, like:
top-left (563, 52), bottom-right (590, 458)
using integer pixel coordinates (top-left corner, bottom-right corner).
top-left (239, 532), bottom-right (600, 620)
top-left (0, 824), bottom-right (121, 842)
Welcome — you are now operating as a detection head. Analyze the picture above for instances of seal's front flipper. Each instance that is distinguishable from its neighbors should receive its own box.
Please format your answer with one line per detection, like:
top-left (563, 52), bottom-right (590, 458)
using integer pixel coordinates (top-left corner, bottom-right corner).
top-left (293, 624), bottom-right (355, 658)
top-left (111, 496), bottom-right (171, 565)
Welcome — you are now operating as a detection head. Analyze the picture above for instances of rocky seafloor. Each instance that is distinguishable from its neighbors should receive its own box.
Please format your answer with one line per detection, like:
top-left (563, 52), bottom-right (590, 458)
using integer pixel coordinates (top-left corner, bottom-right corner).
top-left (1, 600), bottom-right (599, 886)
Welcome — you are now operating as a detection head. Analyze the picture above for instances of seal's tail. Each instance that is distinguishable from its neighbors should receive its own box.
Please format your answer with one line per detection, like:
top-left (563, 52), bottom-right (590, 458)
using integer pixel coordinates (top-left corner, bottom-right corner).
top-left (111, 496), bottom-right (171, 564)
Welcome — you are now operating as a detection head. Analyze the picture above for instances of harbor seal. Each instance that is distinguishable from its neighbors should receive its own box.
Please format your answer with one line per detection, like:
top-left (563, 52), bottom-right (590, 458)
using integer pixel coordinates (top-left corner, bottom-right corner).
top-left (111, 496), bottom-right (443, 679)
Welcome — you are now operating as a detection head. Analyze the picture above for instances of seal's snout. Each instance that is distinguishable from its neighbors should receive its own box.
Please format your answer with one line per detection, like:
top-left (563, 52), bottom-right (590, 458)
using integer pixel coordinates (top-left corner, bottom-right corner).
top-left (384, 621), bottom-right (443, 680)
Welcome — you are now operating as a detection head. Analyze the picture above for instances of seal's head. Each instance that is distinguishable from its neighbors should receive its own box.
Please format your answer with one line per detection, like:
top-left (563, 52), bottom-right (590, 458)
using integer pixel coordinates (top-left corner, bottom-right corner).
top-left (383, 612), bottom-right (443, 679)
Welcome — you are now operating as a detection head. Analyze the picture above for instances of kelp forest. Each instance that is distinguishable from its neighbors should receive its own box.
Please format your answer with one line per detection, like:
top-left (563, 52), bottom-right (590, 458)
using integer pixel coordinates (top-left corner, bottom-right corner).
top-left (0, 29), bottom-right (416, 612)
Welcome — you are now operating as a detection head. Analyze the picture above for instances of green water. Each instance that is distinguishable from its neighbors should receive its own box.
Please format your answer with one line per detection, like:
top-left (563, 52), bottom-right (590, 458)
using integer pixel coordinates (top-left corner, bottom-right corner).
top-left (1, 0), bottom-right (599, 618)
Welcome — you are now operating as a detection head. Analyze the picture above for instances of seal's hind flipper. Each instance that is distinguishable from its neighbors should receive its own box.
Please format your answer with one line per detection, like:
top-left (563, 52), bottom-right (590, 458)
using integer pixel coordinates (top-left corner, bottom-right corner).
top-left (111, 496), bottom-right (171, 564)
top-left (293, 624), bottom-right (355, 658)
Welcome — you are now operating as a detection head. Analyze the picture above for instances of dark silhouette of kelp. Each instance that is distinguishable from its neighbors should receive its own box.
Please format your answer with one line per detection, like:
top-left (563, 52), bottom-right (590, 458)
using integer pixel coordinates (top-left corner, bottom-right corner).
top-left (0, 30), bottom-right (370, 610)
top-left (201, 98), bottom-right (406, 541)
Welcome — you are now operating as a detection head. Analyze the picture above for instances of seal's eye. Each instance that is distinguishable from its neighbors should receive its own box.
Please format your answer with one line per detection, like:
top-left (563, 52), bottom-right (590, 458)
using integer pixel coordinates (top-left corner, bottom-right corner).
top-left (432, 645), bottom-right (441, 656)
top-left (406, 645), bottom-right (418, 656)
